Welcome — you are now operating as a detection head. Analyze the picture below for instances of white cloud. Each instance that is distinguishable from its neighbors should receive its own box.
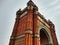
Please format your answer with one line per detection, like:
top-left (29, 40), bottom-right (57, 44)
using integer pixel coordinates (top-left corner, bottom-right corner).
top-left (46, 0), bottom-right (60, 10)
top-left (49, 0), bottom-right (58, 6)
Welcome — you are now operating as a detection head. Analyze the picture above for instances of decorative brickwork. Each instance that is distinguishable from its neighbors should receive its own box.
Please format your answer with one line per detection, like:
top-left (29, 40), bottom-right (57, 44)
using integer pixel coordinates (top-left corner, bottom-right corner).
top-left (9, 0), bottom-right (58, 45)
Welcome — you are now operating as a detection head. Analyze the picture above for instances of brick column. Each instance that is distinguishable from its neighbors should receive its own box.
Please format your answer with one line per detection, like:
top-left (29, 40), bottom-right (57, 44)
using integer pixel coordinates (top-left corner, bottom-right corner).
top-left (48, 20), bottom-right (58, 45)
top-left (33, 34), bottom-right (40, 45)
top-left (25, 30), bottom-right (32, 45)
top-left (50, 28), bottom-right (58, 45)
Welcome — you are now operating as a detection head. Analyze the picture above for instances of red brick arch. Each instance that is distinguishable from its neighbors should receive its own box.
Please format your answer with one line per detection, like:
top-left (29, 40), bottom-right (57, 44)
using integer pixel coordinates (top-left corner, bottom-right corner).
top-left (40, 28), bottom-right (50, 45)
top-left (38, 25), bottom-right (54, 45)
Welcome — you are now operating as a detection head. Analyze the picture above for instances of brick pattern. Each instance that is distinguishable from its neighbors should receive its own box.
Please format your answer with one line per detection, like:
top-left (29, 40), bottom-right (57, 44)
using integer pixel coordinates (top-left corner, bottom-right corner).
top-left (14, 37), bottom-right (25, 45)
top-left (17, 15), bottom-right (27, 36)
top-left (9, 0), bottom-right (58, 45)
top-left (50, 27), bottom-right (58, 45)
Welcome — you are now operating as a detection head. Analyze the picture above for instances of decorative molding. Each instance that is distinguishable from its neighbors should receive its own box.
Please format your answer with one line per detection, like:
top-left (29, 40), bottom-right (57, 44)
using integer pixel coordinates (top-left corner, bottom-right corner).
top-left (36, 11), bottom-right (38, 14)
top-left (27, 6), bottom-right (30, 9)
top-left (10, 30), bottom-right (32, 40)
top-left (38, 25), bottom-right (50, 34)
top-left (27, 5), bottom-right (33, 10)
top-left (32, 33), bottom-right (40, 38)
top-left (31, 6), bottom-right (33, 10)
top-left (37, 16), bottom-right (49, 28)
top-left (10, 34), bottom-right (25, 39)
top-left (24, 30), bottom-right (33, 34)
top-left (34, 34), bottom-right (40, 38)
top-left (15, 35), bottom-right (25, 39)
top-left (20, 11), bottom-right (27, 18)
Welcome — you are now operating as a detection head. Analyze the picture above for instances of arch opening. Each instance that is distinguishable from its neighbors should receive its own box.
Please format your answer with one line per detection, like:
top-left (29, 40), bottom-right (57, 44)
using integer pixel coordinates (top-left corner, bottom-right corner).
top-left (40, 28), bottom-right (50, 45)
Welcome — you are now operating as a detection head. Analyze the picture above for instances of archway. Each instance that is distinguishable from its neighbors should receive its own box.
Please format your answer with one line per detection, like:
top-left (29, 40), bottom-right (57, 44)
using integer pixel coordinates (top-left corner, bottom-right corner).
top-left (40, 28), bottom-right (49, 45)
top-left (38, 25), bottom-right (53, 45)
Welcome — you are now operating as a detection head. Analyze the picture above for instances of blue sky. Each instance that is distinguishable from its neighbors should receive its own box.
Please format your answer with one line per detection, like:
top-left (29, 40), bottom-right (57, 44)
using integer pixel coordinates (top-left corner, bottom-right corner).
top-left (0, 0), bottom-right (60, 45)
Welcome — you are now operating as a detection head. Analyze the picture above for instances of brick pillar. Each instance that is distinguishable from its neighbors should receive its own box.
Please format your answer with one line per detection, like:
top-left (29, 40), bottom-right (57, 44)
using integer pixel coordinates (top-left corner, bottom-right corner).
top-left (48, 20), bottom-right (58, 45)
top-left (50, 28), bottom-right (58, 45)
top-left (25, 31), bottom-right (32, 45)
top-left (33, 34), bottom-right (40, 45)
top-left (32, 7), bottom-right (40, 45)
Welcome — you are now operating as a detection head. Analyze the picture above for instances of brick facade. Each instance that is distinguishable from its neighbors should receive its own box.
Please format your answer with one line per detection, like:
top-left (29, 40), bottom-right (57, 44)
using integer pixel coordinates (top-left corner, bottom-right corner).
top-left (9, 0), bottom-right (58, 45)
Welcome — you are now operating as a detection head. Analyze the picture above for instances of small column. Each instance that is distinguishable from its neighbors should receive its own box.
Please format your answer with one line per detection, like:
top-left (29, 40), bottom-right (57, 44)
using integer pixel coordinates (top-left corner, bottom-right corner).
top-left (33, 34), bottom-right (40, 45)
top-left (25, 30), bottom-right (32, 45)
